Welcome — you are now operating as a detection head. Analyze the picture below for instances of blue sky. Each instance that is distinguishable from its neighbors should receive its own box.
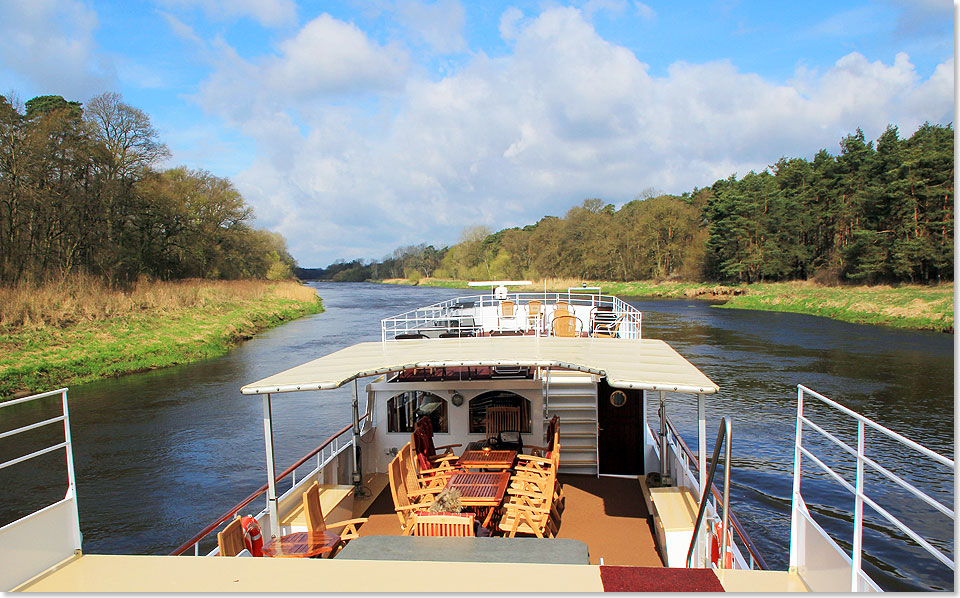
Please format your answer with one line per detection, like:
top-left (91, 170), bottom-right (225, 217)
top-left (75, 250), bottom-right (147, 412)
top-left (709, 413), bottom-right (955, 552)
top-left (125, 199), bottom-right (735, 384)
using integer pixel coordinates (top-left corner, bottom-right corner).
top-left (0, 1), bottom-right (954, 267)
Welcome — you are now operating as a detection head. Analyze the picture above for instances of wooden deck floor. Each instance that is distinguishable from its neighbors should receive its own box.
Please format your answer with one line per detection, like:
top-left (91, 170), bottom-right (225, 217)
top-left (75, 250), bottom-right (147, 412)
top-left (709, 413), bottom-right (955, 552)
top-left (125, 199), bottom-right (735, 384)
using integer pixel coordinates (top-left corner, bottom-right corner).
top-left (354, 474), bottom-right (663, 567)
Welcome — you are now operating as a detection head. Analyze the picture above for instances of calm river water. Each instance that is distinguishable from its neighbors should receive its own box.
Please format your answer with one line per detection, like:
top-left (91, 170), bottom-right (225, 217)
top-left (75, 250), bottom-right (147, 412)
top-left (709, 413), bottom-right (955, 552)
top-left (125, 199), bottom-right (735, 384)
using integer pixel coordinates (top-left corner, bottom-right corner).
top-left (1, 282), bottom-right (953, 590)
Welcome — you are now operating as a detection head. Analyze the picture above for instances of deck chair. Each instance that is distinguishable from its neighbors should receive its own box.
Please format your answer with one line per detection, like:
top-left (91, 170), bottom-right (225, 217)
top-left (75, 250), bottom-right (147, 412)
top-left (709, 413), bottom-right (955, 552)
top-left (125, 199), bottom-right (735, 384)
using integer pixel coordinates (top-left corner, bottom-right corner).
top-left (216, 516), bottom-right (245, 557)
top-left (401, 441), bottom-right (456, 493)
top-left (485, 406), bottom-right (522, 447)
top-left (303, 481), bottom-right (368, 543)
top-left (498, 300), bottom-right (519, 331)
top-left (499, 466), bottom-right (559, 538)
top-left (527, 415), bottom-right (559, 458)
top-left (411, 511), bottom-right (475, 537)
top-left (513, 442), bottom-right (565, 514)
top-left (388, 451), bottom-right (435, 534)
top-left (413, 416), bottom-right (461, 468)
top-left (526, 300), bottom-right (543, 332)
top-left (590, 306), bottom-right (619, 337)
top-left (551, 314), bottom-right (583, 337)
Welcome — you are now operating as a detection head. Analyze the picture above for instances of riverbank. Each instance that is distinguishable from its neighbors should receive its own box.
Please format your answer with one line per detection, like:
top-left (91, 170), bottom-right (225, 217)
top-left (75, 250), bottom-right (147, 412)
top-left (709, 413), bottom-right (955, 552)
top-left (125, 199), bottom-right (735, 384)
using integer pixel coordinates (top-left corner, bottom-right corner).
top-left (379, 277), bottom-right (953, 333)
top-left (0, 278), bottom-right (323, 400)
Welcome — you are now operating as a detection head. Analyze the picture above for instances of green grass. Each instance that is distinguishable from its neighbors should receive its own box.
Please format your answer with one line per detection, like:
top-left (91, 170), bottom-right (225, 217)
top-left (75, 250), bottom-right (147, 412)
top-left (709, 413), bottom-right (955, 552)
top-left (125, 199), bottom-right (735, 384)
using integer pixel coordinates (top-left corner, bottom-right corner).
top-left (0, 288), bottom-right (323, 400)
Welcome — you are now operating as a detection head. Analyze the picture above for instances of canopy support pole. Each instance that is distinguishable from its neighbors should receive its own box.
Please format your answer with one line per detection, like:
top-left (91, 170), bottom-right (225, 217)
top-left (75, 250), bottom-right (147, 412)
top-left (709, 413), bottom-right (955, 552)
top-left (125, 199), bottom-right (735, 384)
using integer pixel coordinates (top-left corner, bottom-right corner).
top-left (659, 392), bottom-right (667, 480)
top-left (696, 392), bottom-right (707, 567)
top-left (262, 393), bottom-right (279, 539)
top-left (352, 380), bottom-right (362, 489)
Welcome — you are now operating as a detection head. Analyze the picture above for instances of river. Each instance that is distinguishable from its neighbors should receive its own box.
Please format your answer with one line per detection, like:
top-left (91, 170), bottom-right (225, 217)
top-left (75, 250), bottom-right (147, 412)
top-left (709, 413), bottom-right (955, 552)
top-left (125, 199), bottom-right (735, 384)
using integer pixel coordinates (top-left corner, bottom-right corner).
top-left (1, 282), bottom-right (953, 591)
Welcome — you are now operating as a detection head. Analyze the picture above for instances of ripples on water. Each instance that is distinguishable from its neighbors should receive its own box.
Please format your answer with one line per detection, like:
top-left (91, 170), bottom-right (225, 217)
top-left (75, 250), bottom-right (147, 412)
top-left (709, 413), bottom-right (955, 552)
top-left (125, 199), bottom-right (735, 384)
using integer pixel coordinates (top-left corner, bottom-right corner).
top-left (0, 283), bottom-right (953, 590)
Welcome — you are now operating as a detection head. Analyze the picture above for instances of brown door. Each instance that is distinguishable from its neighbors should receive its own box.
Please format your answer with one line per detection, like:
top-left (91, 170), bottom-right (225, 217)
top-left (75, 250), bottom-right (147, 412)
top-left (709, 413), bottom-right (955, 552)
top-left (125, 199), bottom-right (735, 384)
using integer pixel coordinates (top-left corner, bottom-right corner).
top-left (597, 380), bottom-right (643, 475)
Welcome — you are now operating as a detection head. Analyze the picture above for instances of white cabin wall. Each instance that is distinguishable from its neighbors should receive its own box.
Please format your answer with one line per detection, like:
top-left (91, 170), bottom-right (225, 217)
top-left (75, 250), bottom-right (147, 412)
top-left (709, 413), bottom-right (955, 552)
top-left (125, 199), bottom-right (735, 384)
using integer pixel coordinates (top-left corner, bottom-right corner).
top-left (366, 378), bottom-right (544, 473)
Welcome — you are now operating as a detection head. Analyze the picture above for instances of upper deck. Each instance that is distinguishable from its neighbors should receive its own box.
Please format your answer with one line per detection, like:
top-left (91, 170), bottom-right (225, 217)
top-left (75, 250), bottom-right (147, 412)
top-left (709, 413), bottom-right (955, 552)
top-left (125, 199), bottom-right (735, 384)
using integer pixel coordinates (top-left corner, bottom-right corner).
top-left (380, 288), bottom-right (642, 341)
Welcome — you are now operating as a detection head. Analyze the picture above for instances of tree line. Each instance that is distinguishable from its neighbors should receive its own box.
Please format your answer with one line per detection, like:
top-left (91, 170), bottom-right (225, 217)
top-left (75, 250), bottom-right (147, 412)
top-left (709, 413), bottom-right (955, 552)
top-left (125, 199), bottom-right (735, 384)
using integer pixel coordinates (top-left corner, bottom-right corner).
top-left (0, 93), bottom-right (296, 285)
top-left (306, 123), bottom-right (952, 285)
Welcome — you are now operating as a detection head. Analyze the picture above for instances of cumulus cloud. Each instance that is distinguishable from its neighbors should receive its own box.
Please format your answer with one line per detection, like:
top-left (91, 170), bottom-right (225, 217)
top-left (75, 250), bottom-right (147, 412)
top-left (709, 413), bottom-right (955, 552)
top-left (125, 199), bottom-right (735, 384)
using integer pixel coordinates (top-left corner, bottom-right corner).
top-left (0, 0), bottom-right (115, 99)
top-left (392, 0), bottom-right (467, 54)
top-left (156, 0), bottom-right (297, 27)
top-left (195, 6), bottom-right (954, 266)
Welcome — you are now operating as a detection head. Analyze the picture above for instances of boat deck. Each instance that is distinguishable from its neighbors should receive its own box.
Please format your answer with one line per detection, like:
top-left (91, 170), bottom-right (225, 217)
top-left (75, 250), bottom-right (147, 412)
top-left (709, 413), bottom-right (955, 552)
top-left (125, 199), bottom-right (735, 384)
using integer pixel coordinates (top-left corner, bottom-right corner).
top-left (355, 474), bottom-right (663, 567)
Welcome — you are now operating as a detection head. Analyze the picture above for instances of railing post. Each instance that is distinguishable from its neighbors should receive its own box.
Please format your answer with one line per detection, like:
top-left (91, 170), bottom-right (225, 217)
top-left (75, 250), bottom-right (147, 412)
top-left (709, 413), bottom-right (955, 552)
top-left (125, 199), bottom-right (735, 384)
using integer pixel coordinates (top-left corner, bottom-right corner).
top-left (852, 420), bottom-right (865, 591)
top-left (789, 386), bottom-right (805, 569)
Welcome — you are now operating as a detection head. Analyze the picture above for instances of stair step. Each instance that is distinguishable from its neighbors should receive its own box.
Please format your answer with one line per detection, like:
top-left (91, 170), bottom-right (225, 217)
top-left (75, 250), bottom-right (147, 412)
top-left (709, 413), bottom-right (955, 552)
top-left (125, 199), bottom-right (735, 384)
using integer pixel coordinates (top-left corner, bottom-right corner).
top-left (547, 404), bottom-right (597, 410)
top-left (559, 459), bottom-right (598, 466)
top-left (559, 431), bottom-right (596, 438)
top-left (550, 418), bottom-right (594, 425)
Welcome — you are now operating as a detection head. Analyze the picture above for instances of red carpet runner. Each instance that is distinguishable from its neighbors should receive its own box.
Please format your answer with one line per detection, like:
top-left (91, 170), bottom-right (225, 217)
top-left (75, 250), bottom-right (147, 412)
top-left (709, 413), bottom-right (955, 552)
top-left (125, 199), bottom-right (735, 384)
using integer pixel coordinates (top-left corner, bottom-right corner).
top-left (600, 566), bottom-right (725, 592)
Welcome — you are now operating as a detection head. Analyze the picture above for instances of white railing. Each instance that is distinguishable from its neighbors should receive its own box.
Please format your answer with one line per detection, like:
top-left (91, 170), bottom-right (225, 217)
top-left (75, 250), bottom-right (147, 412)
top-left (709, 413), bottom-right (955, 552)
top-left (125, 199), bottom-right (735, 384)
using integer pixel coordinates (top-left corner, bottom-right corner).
top-left (381, 290), bottom-right (641, 341)
top-left (651, 416), bottom-right (766, 570)
top-left (789, 385), bottom-right (954, 592)
top-left (0, 388), bottom-right (82, 590)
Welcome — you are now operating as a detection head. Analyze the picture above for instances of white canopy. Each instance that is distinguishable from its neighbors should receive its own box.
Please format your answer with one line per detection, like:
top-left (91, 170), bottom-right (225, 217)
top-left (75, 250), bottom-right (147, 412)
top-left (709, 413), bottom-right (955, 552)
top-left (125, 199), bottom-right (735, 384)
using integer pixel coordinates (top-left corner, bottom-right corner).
top-left (241, 336), bottom-right (719, 395)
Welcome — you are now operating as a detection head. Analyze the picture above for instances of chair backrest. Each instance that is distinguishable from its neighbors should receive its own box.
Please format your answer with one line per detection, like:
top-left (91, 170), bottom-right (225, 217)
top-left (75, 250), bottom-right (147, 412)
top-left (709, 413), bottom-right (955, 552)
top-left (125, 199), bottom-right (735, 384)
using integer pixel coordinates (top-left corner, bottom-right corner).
top-left (500, 300), bottom-right (515, 317)
top-left (217, 516), bottom-right (245, 557)
top-left (303, 481), bottom-right (327, 533)
top-left (486, 406), bottom-right (521, 440)
top-left (545, 415), bottom-right (559, 455)
top-left (555, 301), bottom-right (570, 313)
top-left (399, 442), bottom-right (426, 491)
top-left (388, 452), bottom-right (415, 529)
top-left (552, 314), bottom-right (579, 337)
top-left (414, 511), bottom-right (475, 537)
top-left (414, 416), bottom-right (437, 458)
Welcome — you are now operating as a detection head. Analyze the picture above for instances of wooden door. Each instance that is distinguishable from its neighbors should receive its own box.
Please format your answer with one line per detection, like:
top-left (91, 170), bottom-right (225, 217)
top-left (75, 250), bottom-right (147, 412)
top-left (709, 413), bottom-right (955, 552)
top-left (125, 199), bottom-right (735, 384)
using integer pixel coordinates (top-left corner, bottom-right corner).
top-left (597, 379), bottom-right (643, 475)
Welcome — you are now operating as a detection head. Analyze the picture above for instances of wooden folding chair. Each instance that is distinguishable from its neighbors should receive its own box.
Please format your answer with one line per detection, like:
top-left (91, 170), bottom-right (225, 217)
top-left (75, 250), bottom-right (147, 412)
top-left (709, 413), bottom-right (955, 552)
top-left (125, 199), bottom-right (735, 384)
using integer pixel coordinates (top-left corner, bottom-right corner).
top-left (412, 416), bottom-right (460, 469)
top-left (303, 481), bottom-right (368, 543)
top-left (388, 451), bottom-right (433, 534)
top-left (216, 516), bottom-right (245, 556)
top-left (499, 467), bottom-right (559, 538)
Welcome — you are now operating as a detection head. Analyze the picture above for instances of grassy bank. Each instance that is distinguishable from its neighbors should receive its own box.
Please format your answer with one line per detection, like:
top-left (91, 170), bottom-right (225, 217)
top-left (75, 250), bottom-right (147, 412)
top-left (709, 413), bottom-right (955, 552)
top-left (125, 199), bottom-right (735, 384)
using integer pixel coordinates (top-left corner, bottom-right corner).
top-left (0, 277), bottom-right (323, 400)
top-left (380, 277), bottom-right (953, 333)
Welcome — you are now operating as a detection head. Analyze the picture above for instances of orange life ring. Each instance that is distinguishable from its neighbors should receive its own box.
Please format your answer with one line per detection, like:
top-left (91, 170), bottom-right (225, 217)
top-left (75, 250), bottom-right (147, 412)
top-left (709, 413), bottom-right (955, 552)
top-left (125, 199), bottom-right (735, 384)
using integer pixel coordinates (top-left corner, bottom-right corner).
top-left (240, 515), bottom-right (263, 557)
top-left (710, 521), bottom-right (733, 569)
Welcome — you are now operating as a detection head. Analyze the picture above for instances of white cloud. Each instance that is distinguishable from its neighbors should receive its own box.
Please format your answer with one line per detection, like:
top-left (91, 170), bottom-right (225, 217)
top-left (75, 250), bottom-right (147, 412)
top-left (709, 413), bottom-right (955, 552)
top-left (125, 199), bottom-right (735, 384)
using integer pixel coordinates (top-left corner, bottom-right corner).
top-left (156, 0), bottom-right (297, 27)
top-left (393, 0), bottom-right (467, 54)
top-left (0, 0), bottom-right (115, 100)
top-left (196, 6), bottom-right (954, 266)
top-left (634, 2), bottom-right (656, 20)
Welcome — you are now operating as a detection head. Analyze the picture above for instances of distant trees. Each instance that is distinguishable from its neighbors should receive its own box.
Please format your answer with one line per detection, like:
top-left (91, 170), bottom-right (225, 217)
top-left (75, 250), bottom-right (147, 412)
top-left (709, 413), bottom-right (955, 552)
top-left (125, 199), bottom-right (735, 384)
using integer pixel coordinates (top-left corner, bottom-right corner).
top-left (315, 123), bottom-right (952, 286)
top-left (0, 92), bottom-right (297, 284)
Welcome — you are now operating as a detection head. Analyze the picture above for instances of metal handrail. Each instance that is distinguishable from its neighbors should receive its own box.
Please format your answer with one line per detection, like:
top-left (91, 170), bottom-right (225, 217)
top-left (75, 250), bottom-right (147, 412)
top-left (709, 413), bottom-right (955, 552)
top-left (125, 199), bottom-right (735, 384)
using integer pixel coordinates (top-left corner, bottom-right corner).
top-left (686, 417), bottom-right (732, 568)
top-left (656, 419), bottom-right (768, 570)
top-left (792, 385), bottom-right (955, 586)
top-left (169, 413), bottom-right (369, 556)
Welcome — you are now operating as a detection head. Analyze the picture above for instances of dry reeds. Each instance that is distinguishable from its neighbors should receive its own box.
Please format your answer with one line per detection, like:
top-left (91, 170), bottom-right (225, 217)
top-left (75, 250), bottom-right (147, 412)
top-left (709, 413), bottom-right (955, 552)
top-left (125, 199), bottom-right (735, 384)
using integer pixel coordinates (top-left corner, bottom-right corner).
top-left (0, 274), bottom-right (316, 331)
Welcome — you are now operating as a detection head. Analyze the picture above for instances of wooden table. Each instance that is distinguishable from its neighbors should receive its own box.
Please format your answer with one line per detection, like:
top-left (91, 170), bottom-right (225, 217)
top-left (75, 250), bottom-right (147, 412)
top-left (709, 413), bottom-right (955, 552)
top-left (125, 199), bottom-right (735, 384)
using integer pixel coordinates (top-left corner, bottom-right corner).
top-left (261, 531), bottom-right (341, 558)
top-left (459, 448), bottom-right (517, 470)
top-left (444, 471), bottom-right (511, 527)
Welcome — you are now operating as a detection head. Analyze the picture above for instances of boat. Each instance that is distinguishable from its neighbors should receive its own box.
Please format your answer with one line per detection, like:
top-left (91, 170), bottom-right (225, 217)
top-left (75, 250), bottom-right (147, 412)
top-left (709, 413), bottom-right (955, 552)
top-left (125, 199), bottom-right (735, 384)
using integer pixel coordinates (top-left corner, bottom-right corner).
top-left (2, 284), bottom-right (954, 591)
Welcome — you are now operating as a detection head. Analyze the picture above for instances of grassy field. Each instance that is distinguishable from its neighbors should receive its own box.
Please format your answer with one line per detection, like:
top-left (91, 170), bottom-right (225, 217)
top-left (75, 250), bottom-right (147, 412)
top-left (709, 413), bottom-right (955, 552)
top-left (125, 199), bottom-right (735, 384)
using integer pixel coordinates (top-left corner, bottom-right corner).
top-left (380, 277), bottom-right (954, 333)
top-left (0, 277), bottom-right (323, 400)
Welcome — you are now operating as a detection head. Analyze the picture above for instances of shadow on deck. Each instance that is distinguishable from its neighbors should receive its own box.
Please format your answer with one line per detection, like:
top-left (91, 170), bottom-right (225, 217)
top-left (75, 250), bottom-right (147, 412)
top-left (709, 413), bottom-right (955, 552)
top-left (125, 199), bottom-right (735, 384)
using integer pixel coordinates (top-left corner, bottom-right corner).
top-left (355, 474), bottom-right (663, 567)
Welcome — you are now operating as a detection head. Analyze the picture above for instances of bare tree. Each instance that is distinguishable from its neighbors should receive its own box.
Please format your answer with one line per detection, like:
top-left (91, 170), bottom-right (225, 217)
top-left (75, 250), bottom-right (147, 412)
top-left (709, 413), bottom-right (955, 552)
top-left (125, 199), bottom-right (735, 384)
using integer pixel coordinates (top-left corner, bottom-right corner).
top-left (85, 92), bottom-right (169, 179)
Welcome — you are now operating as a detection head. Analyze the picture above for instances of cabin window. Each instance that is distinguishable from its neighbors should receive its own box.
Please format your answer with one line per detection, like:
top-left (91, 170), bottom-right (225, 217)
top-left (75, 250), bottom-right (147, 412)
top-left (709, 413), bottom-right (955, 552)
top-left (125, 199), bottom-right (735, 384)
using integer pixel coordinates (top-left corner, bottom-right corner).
top-left (386, 391), bottom-right (448, 433)
top-left (468, 391), bottom-right (532, 434)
